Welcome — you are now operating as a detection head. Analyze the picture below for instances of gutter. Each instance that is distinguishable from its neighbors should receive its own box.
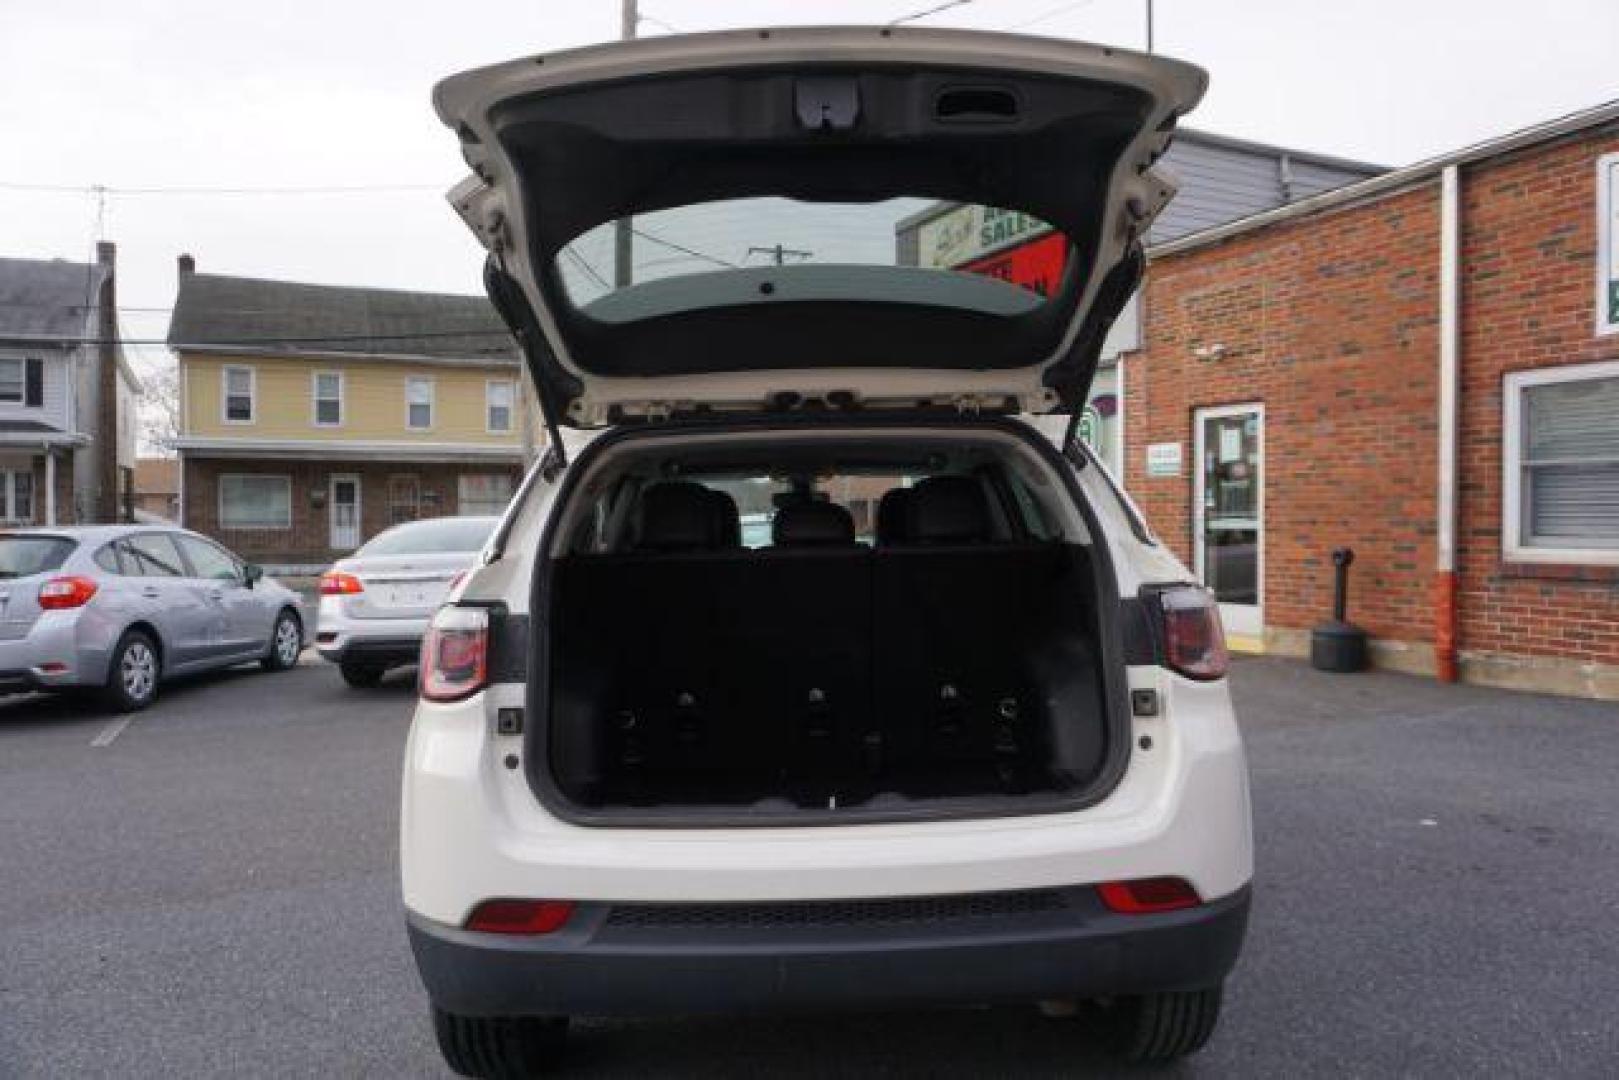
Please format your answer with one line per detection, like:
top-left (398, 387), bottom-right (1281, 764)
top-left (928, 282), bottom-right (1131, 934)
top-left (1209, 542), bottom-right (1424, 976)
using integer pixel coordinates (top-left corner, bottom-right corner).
top-left (1435, 165), bottom-right (1462, 682)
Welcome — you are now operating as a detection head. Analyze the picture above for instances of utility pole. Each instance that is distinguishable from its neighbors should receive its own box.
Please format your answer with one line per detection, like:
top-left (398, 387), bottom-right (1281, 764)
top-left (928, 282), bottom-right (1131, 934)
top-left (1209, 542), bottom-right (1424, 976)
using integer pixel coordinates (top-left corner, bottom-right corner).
top-left (1145, 0), bottom-right (1154, 53)
top-left (747, 244), bottom-right (813, 266)
top-left (613, 0), bottom-right (637, 288)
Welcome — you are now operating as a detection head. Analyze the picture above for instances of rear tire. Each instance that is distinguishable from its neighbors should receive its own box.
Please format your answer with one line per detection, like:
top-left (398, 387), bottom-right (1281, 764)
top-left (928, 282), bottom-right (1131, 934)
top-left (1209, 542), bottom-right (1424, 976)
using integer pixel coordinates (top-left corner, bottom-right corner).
top-left (1099, 984), bottom-right (1223, 1063)
top-left (262, 609), bottom-right (303, 672)
top-left (432, 1008), bottom-right (568, 1078)
top-left (339, 661), bottom-right (387, 689)
top-left (103, 630), bottom-right (160, 713)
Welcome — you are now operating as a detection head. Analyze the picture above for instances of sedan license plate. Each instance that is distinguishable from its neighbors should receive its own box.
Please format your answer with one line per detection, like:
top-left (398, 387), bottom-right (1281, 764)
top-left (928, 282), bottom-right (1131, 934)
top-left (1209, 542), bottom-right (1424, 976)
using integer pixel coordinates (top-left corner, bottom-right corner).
top-left (379, 584), bottom-right (435, 608)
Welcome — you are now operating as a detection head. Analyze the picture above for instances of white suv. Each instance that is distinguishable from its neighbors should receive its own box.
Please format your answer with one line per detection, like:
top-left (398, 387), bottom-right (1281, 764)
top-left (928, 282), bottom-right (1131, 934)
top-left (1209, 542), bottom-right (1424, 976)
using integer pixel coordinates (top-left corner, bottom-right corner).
top-left (404, 27), bottom-right (1251, 1076)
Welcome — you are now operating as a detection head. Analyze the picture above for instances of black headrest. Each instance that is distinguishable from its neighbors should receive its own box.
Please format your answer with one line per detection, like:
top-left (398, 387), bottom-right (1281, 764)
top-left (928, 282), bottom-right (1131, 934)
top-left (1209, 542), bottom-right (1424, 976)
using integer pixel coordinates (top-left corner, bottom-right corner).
top-left (636, 482), bottom-right (726, 552)
top-left (706, 488), bottom-right (741, 548)
top-left (876, 488), bottom-right (914, 546)
top-left (906, 476), bottom-right (992, 544)
top-left (772, 500), bottom-right (856, 547)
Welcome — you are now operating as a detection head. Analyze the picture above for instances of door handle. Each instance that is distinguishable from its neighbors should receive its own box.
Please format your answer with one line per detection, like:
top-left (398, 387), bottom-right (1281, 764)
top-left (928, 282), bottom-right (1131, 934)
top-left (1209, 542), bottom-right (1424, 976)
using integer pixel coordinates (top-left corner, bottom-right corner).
top-left (141, 587), bottom-right (161, 599)
top-left (208, 590), bottom-right (225, 601)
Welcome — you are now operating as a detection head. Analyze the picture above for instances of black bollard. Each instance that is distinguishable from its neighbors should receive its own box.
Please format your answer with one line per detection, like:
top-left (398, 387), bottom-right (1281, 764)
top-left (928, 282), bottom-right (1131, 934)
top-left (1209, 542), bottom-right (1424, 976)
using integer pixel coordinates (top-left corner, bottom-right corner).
top-left (1310, 547), bottom-right (1368, 673)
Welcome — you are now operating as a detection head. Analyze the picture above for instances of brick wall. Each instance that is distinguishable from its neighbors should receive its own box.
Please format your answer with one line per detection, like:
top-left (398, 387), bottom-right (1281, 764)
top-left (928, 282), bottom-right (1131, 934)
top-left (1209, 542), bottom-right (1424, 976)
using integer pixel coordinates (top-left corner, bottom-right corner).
top-left (1126, 183), bottom-right (1443, 656)
top-left (1124, 120), bottom-right (1619, 692)
top-left (182, 457), bottom-right (522, 565)
top-left (1455, 127), bottom-right (1619, 668)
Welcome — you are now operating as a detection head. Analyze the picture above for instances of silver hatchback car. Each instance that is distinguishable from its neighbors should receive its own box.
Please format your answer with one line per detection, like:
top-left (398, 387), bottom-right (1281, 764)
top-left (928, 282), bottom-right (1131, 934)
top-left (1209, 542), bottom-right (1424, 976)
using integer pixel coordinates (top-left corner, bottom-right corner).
top-left (0, 525), bottom-right (306, 711)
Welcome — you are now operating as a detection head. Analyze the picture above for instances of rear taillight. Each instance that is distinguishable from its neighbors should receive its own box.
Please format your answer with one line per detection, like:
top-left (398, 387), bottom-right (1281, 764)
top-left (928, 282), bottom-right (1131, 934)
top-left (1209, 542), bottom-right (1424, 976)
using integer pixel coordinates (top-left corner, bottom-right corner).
top-left (419, 604), bottom-right (490, 702)
top-left (319, 571), bottom-right (365, 595)
top-left (1157, 585), bottom-right (1229, 681)
top-left (464, 899), bottom-right (575, 935)
top-left (38, 576), bottom-right (98, 610)
top-left (1097, 877), bottom-right (1202, 914)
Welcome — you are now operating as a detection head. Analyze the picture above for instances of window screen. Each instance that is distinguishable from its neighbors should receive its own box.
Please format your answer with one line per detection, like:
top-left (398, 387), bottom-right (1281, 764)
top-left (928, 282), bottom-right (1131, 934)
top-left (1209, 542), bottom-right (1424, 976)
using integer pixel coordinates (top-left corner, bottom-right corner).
top-left (225, 367), bottom-right (254, 422)
top-left (220, 475), bottom-right (291, 529)
top-left (314, 372), bottom-right (342, 426)
top-left (1521, 375), bottom-right (1619, 549)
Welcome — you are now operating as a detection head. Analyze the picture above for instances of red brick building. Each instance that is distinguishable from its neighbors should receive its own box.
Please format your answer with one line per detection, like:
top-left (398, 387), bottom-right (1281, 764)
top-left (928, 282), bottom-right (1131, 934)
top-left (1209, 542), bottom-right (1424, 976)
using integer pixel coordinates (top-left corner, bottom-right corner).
top-left (1123, 103), bottom-right (1619, 698)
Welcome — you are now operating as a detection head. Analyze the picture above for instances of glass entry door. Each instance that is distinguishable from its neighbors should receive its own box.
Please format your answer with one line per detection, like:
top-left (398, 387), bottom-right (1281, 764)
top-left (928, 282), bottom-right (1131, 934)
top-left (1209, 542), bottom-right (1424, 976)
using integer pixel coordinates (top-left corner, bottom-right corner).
top-left (330, 475), bottom-right (361, 550)
top-left (1194, 405), bottom-right (1263, 639)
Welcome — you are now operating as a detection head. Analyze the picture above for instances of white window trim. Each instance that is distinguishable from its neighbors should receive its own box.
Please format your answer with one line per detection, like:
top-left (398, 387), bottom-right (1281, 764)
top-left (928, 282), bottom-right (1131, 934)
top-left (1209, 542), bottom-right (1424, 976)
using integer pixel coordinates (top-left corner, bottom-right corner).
top-left (1598, 152), bottom-right (1619, 338)
top-left (485, 378), bottom-right (515, 434)
top-left (405, 376), bottom-right (435, 432)
top-left (0, 468), bottom-right (35, 524)
top-left (0, 354), bottom-right (29, 406)
top-left (311, 370), bottom-right (345, 428)
top-left (1502, 358), bottom-right (1619, 566)
top-left (221, 365), bottom-right (256, 425)
top-left (217, 472), bottom-right (292, 530)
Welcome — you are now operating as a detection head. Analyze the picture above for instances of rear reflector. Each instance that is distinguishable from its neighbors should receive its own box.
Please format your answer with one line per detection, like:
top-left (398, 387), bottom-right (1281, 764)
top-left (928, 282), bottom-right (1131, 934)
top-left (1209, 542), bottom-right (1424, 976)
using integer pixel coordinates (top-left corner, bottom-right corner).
top-left (465, 899), bottom-right (576, 935)
top-left (38, 576), bottom-right (98, 610)
top-left (1096, 877), bottom-right (1202, 914)
top-left (319, 571), bottom-right (365, 596)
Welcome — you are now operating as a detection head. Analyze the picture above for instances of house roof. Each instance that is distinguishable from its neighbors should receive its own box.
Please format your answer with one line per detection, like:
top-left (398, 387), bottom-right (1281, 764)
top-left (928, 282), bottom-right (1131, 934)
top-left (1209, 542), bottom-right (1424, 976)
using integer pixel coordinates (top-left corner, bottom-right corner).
top-left (0, 256), bottom-right (107, 341)
top-left (167, 271), bottom-right (518, 364)
top-left (1151, 98), bottom-right (1619, 259)
top-left (134, 457), bottom-right (179, 494)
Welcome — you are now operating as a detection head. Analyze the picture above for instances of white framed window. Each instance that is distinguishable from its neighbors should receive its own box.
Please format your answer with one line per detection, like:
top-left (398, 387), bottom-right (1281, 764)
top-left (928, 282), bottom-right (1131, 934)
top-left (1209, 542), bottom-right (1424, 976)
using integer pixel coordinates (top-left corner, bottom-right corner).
top-left (312, 371), bottom-right (344, 427)
top-left (0, 358), bottom-right (22, 403)
top-left (219, 474), bottom-right (291, 529)
top-left (486, 379), bottom-right (514, 433)
top-left (406, 376), bottom-right (434, 430)
top-left (0, 469), bottom-right (34, 523)
top-left (1503, 359), bottom-right (1619, 565)
top-left (458, 473), bottom-right (515, 516)
top-left (222, 366), bottom-right (256, 424)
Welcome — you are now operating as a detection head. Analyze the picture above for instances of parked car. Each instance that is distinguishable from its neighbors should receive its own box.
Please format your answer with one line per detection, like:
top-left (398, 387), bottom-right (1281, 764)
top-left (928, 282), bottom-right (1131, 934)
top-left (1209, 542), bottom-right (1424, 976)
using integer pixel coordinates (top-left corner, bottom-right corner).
top-left (0, 525), bottom-right (304, 711)
top-left (404, 28), bottom-right (1250, 1076)
top-left (315, 516), bottom-right (499, 688)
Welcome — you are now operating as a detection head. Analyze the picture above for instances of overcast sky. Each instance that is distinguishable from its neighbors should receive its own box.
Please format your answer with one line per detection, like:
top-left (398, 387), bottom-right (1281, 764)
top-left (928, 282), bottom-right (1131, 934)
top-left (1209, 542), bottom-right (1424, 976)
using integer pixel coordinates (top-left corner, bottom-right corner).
top-left (3, 0), bottom-right (1617, 381)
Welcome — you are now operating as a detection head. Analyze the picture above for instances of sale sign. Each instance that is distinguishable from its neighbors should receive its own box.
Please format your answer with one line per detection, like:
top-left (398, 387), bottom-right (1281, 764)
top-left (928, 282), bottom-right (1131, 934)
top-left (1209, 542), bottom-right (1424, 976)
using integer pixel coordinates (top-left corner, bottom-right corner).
top-left (960, 231), bottom-right (1069, 298)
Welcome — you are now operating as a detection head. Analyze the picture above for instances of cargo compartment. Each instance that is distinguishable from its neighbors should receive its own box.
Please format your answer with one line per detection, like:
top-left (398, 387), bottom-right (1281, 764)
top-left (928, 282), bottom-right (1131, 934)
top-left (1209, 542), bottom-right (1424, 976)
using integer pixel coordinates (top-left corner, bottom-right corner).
top-left (530, 426), bottom-right (1122, 825)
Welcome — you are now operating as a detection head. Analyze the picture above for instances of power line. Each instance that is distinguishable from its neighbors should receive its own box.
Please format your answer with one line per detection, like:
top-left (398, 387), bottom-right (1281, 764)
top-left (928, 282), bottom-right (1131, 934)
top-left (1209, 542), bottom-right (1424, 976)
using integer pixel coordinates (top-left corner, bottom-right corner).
top-left (0, 180), bottom-right (443, 197)
top-left (48, 329), bottom-right (516, 348)
top-left (630, 227), bottom-right (738, 269)
top-left (887, 0), bottom-right (976, 27)
top-left (1008, 0), bottom-right (1096, 31)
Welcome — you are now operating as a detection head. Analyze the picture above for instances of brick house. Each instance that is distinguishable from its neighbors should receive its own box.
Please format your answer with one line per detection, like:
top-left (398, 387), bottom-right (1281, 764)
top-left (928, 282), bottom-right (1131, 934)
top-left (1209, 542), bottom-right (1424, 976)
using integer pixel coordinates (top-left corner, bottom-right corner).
top-left (0, 243), bottom-right (139, 525)
top-left (1122, 102), bottom-right (1619, 698)
top-left (167, 257), bottom-right (531, 571)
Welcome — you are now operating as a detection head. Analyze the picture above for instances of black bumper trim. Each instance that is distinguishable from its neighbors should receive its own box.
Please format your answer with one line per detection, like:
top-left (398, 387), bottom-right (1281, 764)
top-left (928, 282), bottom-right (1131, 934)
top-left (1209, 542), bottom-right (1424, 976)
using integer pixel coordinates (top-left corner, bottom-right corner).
top-left (322, 637), bottom-right (421, 666)
top-left (407, 884), bottom-right (1250, 1018)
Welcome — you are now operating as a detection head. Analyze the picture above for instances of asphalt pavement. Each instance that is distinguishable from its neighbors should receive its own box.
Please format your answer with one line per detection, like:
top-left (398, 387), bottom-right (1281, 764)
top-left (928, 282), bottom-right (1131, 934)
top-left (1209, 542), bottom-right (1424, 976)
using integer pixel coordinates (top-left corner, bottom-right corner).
top-left (0, 656), bottom-right (1616, 1077)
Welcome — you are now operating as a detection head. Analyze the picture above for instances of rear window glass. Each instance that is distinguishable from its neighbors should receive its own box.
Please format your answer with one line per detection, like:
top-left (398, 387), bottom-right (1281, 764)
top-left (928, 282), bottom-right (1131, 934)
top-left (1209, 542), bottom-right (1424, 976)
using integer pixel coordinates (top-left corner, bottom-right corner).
top-left (358, 517), bottom-right (496, 556)
top-left (0, 535), bottom-right (76, 579)
top-left (555, 198), bottom-right (1068, 310)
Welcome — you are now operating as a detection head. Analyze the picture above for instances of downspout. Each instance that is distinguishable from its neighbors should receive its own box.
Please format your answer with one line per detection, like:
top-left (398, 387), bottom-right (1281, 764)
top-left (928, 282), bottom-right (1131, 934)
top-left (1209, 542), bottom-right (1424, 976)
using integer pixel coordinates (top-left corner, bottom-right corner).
top-left (1435, 165), bottom-right (1461, 682)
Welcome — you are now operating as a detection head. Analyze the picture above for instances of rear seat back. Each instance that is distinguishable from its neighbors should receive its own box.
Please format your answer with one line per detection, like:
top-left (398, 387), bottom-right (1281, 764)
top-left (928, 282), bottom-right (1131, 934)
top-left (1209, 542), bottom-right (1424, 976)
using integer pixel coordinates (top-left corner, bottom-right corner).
top-left (872, 476), bottom-right (1066, 788)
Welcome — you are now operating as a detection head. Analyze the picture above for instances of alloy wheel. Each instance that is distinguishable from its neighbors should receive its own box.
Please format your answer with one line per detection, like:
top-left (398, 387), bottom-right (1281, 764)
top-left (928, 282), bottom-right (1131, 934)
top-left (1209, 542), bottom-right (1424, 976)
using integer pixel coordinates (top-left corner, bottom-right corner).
top-left (122, 641), bottom-right (156, 703)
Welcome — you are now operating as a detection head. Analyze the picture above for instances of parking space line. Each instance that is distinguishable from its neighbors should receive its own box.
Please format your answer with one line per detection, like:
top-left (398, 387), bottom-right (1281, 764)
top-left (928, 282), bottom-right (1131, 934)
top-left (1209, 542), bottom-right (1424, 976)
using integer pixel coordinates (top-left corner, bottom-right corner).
top-left (90, 718), bottom-right (134, 748)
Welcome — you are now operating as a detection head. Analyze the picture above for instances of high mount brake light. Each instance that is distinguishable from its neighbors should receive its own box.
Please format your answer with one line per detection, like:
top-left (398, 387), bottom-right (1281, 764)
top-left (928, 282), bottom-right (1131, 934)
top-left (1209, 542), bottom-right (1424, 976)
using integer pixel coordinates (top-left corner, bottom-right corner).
top-left (38, 576), bottom-right (99, 610)
top-left (1157, 585), bottom-right (1229, 681)
top-left (420, 605), bottom-right (490, 702)
top-left (319, 571), bottom-right (364, 595)
top-left (1096, 877), bottom-right (1202, 914)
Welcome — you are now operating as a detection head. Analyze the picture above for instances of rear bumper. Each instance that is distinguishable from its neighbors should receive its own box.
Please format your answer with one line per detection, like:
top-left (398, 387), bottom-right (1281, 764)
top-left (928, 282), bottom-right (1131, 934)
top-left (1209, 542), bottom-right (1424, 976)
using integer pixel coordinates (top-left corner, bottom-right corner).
top-left (314, 603), bottom-right (426, 666)
top-left (0, 614), bottom-right (105, 691)
top-left (407, 885), bottom-right (1249, 1018)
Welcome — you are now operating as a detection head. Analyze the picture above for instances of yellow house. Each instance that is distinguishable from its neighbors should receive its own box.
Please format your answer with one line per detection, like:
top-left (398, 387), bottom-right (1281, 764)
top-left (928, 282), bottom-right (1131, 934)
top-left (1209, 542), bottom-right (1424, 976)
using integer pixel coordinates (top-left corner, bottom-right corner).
top-left (167, 255), bottom-right (533, 569)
